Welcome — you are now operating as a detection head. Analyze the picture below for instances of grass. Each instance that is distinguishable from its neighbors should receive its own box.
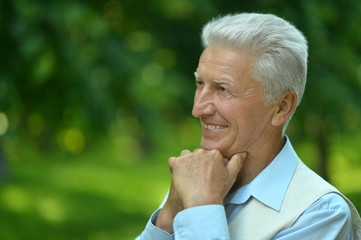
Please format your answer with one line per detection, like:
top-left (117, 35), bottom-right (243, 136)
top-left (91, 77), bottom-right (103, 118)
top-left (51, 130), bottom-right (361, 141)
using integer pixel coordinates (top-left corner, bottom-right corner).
top-left (0, 143), bottom-right (171, 240)
top-left (1, 128), bottom-right (360, 239)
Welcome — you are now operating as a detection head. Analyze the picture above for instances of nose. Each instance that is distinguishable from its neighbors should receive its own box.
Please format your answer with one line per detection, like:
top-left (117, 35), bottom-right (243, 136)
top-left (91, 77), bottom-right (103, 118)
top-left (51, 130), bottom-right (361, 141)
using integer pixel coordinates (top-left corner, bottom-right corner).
top-left (192, 87), bottom-right (216, 118)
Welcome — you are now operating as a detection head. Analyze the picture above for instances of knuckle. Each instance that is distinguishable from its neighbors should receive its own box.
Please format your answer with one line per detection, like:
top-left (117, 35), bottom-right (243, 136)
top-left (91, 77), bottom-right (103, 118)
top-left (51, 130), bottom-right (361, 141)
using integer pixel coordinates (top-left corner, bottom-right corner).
top-left (168, 156), bottom-right (176, 166)
top-left (210, 149), bottom-right (220, 157)
top-left (193, 148), bottom-right (202, 153)
top-left (210, 149), bottom-right (218, 154)
top-left (209, 149), bottom-right (223, 162)
top-left (180, 150), bottom-right (190, 156)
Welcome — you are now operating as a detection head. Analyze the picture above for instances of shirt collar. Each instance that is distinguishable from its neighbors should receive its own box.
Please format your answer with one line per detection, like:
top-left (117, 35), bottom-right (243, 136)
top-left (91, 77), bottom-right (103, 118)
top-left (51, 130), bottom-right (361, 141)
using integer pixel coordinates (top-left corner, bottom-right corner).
top-left (225, 136), bottom-right (299, 212)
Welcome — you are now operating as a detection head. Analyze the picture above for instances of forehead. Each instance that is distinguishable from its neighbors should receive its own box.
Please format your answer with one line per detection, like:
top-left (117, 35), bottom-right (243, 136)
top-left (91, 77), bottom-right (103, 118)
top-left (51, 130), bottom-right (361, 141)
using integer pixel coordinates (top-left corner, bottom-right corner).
top-left (196, 45), bottom-right (255, 86)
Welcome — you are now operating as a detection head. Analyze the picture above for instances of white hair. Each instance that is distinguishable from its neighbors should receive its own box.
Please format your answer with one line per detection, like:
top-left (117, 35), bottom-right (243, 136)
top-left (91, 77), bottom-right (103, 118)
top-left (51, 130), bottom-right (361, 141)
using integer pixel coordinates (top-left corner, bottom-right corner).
top-left (201, 13), bottom-right (308, 131)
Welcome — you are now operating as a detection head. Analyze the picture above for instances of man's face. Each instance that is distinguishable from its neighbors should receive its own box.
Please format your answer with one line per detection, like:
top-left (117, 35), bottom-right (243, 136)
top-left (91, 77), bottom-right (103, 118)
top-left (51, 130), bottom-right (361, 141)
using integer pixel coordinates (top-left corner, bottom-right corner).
top-left (192, 45), bottom-right (276, 158)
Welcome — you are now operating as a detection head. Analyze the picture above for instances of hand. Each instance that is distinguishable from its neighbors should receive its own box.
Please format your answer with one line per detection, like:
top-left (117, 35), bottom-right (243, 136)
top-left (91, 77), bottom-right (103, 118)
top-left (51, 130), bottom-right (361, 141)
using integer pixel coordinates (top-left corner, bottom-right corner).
top-left (169, 149), bottom-right (246, 208)
top-left (154, 150), bottom-right (190, 233)
top-left (155, 149), bottom-right (246, 234)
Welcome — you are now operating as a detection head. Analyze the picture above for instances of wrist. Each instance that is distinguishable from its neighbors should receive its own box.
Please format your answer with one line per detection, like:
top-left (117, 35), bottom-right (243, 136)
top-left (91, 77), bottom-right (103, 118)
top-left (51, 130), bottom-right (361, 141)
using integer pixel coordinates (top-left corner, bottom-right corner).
top-left (154, 205), bottom-right (177, 234)
top-left (183, 196), bottom-right (223, 209)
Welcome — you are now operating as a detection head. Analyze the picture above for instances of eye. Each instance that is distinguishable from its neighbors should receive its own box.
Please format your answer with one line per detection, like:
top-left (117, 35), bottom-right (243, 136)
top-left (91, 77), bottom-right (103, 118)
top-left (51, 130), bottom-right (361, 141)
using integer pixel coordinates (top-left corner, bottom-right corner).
top-left (219, 86), bottom-right (227, 92)
top-left (196, 80), bottom-right (204, 87)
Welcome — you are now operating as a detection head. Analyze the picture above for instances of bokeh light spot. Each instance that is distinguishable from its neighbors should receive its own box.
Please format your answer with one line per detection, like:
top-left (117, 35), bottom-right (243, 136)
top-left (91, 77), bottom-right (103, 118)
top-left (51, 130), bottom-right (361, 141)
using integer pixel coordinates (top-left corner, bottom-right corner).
top-left (141, 63), bottom-right (164, 86)
top-left (2, 186), bottom-right (31, 212)
top-left (62, 128), bottom-right (85, 154)
top-left (27, 113), bottom-right (44, 136)
top-left (159, 0), bottom-right (193, 19)
top-left (154, 48), bottom-right (176, 69)
top-left (104, 1), bottom-right (123, 19)
top-left (0, 112), bottom-right (9, 135)
top-left (33, 49), bottom-right (56, 85)
top-left (126, 31), bottom-right (152, 52)
top-left (37, 197), bottom-right (66, 222)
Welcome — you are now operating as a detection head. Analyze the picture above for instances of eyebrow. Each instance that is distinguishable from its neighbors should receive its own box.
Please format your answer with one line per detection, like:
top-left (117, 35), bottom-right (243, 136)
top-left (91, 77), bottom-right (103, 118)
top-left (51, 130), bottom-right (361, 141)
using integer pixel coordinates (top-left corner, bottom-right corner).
top-left (194, 72), bottom-right (200, 79)
top-left (213, 79), bottom-right (235, 87)
top-left (194, 72), bottom-right (235, 87)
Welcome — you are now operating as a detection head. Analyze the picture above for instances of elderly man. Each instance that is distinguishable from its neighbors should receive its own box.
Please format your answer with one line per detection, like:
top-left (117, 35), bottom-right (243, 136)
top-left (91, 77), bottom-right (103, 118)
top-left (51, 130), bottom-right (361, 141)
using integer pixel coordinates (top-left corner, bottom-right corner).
top-left (136, 13), bottom-right (361, 239)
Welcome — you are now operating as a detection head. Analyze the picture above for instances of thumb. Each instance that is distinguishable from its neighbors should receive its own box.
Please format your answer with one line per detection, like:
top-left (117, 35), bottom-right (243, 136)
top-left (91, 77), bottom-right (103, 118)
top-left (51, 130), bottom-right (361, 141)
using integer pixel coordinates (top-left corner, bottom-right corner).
top-left (226, 152), bottom-right (247, 179)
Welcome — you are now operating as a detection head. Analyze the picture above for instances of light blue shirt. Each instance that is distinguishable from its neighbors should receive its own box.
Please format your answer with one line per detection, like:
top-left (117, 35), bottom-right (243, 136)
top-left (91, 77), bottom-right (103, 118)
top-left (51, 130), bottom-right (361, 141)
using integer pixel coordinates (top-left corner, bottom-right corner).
top-left (136, 138), bottom-right (354, 239)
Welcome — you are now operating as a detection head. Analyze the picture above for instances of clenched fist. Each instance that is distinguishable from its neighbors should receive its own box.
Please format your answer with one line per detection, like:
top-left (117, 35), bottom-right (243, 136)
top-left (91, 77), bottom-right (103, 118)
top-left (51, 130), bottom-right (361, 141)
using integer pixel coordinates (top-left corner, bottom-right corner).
top-left (169, 149), bottom-right (245, 208)
top-left (155, 149), bottom-right (247, 234)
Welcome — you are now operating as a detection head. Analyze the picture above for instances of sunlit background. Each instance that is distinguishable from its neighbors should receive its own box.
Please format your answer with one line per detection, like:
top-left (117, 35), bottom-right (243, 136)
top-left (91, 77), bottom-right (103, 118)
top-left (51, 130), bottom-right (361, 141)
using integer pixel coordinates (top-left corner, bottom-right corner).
top-left (1, 0), bottom-right (361, 239)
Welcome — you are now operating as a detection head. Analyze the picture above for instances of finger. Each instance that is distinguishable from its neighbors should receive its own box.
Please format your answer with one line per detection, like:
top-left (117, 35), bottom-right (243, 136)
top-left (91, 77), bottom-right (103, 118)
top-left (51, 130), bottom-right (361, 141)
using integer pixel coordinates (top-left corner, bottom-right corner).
top-left (226, 152), bottom-right (245, 179)
top-left (180, 150), bottom-right (191, 156)
top-left (168, 157), bottom-right (176, 174)
top-left (193, 148), bottom-right (202, 153)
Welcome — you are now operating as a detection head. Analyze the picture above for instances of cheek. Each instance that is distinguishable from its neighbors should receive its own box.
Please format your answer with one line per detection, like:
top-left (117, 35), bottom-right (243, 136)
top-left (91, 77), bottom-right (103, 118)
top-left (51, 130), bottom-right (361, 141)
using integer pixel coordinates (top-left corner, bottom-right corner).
top-left (244, 108), bottom-right (274, 137)
top-left (216, 100), bottom-right (240, 119)
top-left (227, 106), bottom-right (262, 134)
top-left (216, 99), bottom-right (268, 130)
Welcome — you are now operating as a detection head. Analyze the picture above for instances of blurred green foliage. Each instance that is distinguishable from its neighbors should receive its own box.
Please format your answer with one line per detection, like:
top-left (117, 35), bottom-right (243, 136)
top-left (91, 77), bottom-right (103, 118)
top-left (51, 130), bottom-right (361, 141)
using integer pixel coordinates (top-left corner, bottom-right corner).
top-left (1, 0), bottom-right (361, 239)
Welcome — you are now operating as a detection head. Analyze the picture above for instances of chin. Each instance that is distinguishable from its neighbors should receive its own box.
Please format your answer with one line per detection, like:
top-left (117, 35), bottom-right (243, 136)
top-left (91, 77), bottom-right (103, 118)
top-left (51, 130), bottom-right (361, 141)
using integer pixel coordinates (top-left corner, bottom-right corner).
top-left (201, 139), bottom-right (227, 153)
top-left (202, 141), bottom-right (237, 160)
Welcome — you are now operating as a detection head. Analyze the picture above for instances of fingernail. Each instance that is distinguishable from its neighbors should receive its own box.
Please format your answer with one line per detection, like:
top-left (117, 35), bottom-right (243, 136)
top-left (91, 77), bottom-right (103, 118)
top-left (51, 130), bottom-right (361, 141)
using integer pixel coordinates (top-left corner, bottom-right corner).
top-left (241, 152), bottom-right (248, 159)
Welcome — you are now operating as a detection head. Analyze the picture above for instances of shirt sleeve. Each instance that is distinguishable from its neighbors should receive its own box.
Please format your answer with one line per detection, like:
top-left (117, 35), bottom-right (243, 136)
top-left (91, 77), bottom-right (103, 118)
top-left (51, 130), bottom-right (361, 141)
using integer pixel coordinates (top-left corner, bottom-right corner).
top-left (173, 204), bottom-right (230, 240)
top-left (135, 209), bottom-right (173, 240)
top-left (274, 192), bottom-right (354, 240)
top-left (136, 205), bottom-right (230, 240)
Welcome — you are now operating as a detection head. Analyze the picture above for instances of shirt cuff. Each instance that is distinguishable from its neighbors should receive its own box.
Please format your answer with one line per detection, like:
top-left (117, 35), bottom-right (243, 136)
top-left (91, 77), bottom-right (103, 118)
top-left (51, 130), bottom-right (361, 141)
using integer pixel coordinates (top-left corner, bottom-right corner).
top-left (173, 205), bottom-right (229, 240)
top-left (138, 209), bottom-right (173, 240)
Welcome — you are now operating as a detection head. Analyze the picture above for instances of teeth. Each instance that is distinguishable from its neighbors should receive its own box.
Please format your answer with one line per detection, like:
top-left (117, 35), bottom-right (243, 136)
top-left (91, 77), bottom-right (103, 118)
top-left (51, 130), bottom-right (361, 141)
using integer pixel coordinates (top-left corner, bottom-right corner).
top-left (203, 124), bottom-right (228, 130)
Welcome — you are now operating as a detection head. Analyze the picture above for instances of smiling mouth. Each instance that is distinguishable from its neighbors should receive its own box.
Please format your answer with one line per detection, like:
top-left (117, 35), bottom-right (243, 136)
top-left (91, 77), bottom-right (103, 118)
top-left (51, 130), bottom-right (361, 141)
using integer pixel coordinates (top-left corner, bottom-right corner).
top-left (202, 123), bottom-right (228, 130)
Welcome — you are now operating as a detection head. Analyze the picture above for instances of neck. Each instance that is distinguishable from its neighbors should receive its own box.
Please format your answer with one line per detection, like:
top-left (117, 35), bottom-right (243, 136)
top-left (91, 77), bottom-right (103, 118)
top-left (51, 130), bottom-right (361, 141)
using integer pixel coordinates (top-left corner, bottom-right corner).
top-left (229, 132), bottom-right (284, 194)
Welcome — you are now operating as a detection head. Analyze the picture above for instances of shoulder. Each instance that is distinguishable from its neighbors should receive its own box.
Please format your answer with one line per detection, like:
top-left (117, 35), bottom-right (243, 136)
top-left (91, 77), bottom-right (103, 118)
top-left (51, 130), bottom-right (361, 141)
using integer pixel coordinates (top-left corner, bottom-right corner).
top-left (303, 192), bottom-right (352, 218)
top-left (275, 193), bottom-right (354, 239)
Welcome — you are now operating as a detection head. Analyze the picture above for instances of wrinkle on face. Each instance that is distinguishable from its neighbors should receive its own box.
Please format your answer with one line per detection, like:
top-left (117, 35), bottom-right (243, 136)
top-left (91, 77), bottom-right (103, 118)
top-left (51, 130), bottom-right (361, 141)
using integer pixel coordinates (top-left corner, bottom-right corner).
top-left (196, 46), bottom-right (263, 101)
top-left (193, 45), bottom-right (276, 159)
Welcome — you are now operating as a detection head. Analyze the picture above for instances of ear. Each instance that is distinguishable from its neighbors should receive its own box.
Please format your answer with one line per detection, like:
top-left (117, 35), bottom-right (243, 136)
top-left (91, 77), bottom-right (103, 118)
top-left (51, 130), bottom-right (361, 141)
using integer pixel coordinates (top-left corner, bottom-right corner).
top-left (271, 92), bottom-right (297, 127)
